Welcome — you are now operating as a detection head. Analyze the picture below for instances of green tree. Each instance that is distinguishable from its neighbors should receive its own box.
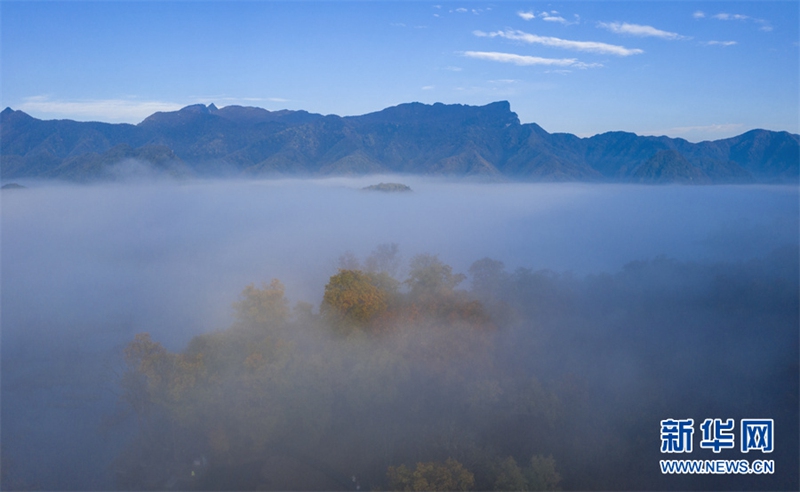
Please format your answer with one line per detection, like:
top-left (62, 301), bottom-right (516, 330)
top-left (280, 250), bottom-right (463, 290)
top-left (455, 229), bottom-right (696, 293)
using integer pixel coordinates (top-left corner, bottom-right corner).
top-left (406, 254), bottom-right (466, 298)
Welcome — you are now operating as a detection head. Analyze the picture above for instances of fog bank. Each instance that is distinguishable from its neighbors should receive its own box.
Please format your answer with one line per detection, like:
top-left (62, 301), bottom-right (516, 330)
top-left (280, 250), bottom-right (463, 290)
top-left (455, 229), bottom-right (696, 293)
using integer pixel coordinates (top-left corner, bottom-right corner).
top-left (1, 177), bottom-right (797, 490)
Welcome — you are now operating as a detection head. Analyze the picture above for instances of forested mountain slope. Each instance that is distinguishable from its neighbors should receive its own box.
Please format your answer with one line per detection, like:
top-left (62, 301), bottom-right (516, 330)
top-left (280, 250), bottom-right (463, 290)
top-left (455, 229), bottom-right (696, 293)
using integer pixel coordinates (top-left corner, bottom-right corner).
top-left (2, 102), bottom-right (797, 183)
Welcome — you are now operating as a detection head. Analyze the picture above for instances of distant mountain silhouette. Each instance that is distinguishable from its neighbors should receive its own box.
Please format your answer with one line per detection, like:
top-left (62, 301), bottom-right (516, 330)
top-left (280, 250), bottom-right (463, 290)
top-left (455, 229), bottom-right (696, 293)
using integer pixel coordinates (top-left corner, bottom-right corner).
top-left (1, 102), bottom-right (797, 183)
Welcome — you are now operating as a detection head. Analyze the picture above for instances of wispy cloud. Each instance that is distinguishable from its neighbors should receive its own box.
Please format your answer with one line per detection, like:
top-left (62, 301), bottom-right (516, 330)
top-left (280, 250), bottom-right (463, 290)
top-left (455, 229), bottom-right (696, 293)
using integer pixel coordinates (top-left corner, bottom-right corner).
top-left (673, 123), bottom-right (744, 133)
top-left (18, 96), bottom-right (183, 122)
top-left (443, 66), bottom-right (463, 72)
top-left (474, 29), bottom-right (642, 56)
top-left (713, 13), bottom-right (749, 21)
top-left (421, 85), bottom-right (435, 91)
top-left (198, 96), bottom-right (291, 105)
top-left (542, 13), bottom-right (568, 24)
top-left (693, 11), bottom-right (706, 19)
top-left (462, 51), bottom-right (601, 69)
top-left (598, 22), bottom-right (687, 40)
top-left (642, 123), bottom-right (745, 140)
top-left (703, 40), bottom-right (737, 47)
top-left (518, 10), bottom-right (579, 25)
top-left (710, 12), bottom-right (773, 32)
top-left (15, 95), bottom-right (295, 122)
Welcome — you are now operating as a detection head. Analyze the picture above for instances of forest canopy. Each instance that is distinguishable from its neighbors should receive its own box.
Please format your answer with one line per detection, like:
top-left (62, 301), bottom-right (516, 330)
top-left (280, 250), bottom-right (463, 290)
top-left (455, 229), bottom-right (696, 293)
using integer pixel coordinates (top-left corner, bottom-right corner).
top-left (114, 244), bottom-right (799, 491)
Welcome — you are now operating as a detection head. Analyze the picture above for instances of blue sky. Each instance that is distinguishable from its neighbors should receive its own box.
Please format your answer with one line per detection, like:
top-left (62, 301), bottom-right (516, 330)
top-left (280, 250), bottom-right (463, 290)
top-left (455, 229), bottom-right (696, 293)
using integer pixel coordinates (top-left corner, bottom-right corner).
top-left (1, 1), bottom-right (797, 141)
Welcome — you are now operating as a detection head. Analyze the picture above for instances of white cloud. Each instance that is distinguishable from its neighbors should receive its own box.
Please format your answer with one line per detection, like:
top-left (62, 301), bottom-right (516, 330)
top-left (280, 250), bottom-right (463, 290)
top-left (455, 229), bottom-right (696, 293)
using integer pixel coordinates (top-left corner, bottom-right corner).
top-left (542, 14), bottom-right (568, 24)
top-left (712, 12), bottom-right (772, 31)
top-left (202, 96), bottom-right (290, 105)
top-left (443, 65), bottom-right (463, 72)
top-left (18, 96), bottom-right (183, 123)
top-left (642, 123), bottom-right (745, 141)
top-left (703, 40), bottom-right (737, 47)
top-left (15, 95), bottom-right (297, 123)
top-left (693, 11), bottom-right (706, 19)
top-left (518, 10), bottom-right (578, 25)
top-left (421, 85), bottom-right (435, 90)
top-left (713, 13), bottom-right (749, 21)
top-left (454, 8), bottom-right (467, 13)
top-left (474, 29), bottom-right (643, 56)
top-left (598, 22), bottom-right (687, 40)
top-left (462, 51), bottom-right (601, 69)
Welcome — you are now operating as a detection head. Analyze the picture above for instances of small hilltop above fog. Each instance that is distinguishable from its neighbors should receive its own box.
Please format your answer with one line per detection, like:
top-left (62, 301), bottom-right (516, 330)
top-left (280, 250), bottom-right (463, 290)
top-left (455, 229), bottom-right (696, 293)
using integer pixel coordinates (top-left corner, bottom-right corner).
top-left (362, 183), bottom-right (412, 193)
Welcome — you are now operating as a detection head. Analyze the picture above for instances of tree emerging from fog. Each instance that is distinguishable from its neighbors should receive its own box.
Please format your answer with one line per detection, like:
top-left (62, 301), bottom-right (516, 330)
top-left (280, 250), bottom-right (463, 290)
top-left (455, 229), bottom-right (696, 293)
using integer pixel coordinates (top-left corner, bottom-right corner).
top-left (115, 246), bottom-right (563, 490)
top-left (113, 244), bottom-right (798, 491)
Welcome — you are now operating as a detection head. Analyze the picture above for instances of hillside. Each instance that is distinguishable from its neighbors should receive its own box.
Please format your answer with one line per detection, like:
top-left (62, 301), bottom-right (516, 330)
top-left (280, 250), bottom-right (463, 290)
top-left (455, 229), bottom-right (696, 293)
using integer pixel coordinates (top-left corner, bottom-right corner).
top-left (1, 102), bottom-right (797, 183)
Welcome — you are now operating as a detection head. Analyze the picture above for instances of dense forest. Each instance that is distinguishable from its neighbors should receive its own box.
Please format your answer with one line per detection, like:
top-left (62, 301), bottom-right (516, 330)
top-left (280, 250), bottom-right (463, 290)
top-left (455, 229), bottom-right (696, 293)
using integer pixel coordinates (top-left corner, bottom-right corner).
top-left (112, 244), bottom-right (799, 491)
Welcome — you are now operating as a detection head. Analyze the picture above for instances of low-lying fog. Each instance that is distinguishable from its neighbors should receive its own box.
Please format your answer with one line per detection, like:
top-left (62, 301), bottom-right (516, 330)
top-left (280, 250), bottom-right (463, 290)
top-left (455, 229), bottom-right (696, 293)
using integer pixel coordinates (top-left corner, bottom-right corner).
top-left (1, 176), bottom-right (798, 490)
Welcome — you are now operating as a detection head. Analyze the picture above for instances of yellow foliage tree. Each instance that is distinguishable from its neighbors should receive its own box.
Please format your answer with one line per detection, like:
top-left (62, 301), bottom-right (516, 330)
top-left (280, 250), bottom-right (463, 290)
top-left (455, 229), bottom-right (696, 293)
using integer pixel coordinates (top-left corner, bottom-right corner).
top-left (321, 269), bottom-right (390, 333)
top-left (233, 279), bottom-right (289, 327)
top-left (387, 458), bottom-right (475, 491)
top-left (524, 455), bottom-right (561, 491)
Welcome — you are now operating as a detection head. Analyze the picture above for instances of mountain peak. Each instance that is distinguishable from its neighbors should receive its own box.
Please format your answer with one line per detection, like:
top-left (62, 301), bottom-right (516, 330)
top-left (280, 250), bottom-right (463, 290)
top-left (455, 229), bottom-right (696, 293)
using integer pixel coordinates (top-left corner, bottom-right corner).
top-left (179, 104), bottom-right (211, 114)
top-left (2, 101), bottom-right (796, 183)
top-left (0, 107), bottom-right (34, 123)
top-left (354, 100), bottom-right (519, 128)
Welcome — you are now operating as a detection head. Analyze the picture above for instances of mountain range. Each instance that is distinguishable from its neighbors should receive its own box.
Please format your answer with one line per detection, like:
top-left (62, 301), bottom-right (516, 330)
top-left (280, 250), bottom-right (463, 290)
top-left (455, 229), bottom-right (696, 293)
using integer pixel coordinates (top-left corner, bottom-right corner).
top-left (1, 101), bottom-right (797, 183)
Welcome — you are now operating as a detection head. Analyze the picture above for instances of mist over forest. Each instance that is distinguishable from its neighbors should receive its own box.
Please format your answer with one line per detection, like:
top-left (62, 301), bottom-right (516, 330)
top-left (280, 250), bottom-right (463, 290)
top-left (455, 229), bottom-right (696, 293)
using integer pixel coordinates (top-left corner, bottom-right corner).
top-left (1, 176), bottom-right (798, 491)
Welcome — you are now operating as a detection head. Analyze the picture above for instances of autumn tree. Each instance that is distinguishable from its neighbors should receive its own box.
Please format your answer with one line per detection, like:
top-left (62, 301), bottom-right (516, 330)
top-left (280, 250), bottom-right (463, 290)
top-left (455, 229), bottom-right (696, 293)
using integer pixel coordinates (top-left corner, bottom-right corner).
top-left (365, 242), bottom-right (402, 277)
top-left (487, 455), bottom-right (562, 491)
top-left (232, 279), bottom-right (289, 328)
top-left (321, 269), bottom-right (391, 333)
top-left (406, 254), bottom-right (465, 298)
top-left (492, 456), bottom-right (527, 491)
top-left (524, 455), bottom-right (561, 491)
top-left (387, 458), bottom-right (475, 491)
top-left (400, 254), bottom-right (492, 328)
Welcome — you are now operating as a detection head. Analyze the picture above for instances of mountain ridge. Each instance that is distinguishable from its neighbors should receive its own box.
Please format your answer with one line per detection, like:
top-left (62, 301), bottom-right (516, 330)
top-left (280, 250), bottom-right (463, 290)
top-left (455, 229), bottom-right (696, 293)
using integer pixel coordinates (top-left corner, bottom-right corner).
top-left (1, 102), bottom-right (797, 183)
